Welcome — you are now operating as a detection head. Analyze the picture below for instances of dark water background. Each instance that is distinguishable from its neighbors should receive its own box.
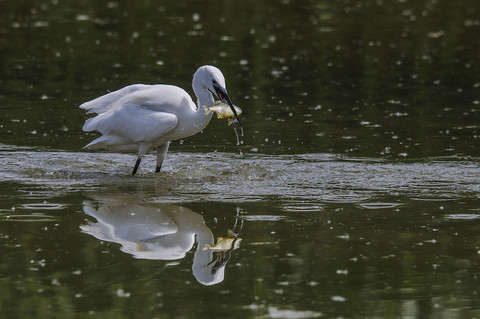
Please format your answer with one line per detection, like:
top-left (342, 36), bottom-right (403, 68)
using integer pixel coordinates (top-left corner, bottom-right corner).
top-left (1, 0), bottom-right (480, 318)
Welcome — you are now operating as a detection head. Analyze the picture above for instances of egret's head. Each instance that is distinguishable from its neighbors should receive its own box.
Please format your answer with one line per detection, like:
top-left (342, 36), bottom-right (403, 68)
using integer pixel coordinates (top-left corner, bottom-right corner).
top-left (194, 65), bottom-right (226, 100)
top-left (194, 65), bottom-right (242, 127)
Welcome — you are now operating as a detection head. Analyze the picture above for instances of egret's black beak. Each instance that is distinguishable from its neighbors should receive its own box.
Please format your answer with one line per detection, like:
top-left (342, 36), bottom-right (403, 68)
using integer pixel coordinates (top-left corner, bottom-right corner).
top-left (213, 84), bottom-right (242, 129)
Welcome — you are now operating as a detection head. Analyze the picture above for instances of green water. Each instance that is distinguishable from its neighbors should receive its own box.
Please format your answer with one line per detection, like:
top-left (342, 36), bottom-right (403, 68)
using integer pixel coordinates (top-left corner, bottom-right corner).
top-left (1, 0), bottom-right (480, 318)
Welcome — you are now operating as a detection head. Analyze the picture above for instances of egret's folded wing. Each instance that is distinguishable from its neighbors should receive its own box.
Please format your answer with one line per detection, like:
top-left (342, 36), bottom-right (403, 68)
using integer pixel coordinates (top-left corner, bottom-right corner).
top-left (83, 103), bottom-right (178, 143)
top-left (80, 84), bottom-right (151, 114)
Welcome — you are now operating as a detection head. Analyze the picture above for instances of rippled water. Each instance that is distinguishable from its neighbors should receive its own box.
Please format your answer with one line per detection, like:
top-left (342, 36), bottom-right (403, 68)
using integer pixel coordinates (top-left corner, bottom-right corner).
top-left (2, 147), bottom-right (478, 203)
top-left (0, 147), bottom-right (480, 317)
top-left (1, 146), bottom-right (480, 315)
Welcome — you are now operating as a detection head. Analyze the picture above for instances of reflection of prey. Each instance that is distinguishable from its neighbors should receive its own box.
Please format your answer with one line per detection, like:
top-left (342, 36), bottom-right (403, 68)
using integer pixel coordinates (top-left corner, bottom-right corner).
top-left (81, 201), bottom-right (242, 286)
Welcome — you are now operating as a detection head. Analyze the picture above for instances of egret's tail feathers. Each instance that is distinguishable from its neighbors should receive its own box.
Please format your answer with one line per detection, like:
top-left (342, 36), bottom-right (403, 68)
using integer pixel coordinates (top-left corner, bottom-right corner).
top-left (82, 113), bottom-right (110, 133)
top-left (80, 84), bottom-right (151, 114)
top-left (82, 118), bottom-right (95, 132)
top-left (83, 135), bottom-right (135, 151)
top-left (83, 136), bottom-right (107, 149)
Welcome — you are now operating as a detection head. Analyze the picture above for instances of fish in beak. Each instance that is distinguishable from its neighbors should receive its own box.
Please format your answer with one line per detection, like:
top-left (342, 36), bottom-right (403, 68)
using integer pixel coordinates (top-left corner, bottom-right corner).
top-left (212, 82), bottom-right (243, 135)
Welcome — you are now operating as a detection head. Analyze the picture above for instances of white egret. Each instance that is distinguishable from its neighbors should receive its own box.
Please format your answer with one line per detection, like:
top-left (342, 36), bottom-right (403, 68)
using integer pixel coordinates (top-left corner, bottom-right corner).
top-left (80, 65), bottom-right (242, 175)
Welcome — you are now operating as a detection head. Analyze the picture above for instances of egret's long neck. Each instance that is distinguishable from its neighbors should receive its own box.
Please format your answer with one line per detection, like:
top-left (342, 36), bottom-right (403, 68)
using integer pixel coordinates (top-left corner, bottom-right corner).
top-left (183, 80), bottom-right (212, 134)
top-left (192, 78), bottom-right (214, 109)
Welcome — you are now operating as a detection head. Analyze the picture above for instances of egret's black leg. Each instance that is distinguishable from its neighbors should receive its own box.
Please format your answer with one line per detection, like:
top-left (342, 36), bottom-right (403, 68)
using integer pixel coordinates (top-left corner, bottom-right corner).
top-left (155, 142), bottom-right (170, 173)
top-left (132, 157), bottom-right (142, 175)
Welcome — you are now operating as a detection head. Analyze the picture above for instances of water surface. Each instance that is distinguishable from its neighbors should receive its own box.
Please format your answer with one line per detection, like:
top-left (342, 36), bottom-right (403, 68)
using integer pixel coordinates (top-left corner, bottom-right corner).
top-left (1, 148), bottom-right (480, 317)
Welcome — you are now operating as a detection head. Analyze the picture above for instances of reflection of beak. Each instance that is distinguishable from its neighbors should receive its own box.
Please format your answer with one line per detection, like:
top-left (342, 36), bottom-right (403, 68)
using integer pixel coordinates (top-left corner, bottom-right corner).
top-left (206, 215), bottom-right (243, 276)
top-left (209, 251), bottom-right (231, 274)
top-left (206, 235), bottom-right (240, 274)
top-left (213, 84), bottom-right (243, 129)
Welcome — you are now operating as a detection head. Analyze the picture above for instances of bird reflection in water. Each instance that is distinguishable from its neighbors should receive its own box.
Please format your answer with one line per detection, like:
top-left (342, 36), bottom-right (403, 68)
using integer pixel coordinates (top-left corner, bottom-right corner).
top-left (81, 199), bottom-right (243, 286)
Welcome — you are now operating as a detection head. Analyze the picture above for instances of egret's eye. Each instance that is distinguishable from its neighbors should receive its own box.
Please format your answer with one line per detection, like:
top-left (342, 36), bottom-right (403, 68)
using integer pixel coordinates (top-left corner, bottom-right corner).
top-left (212, 79), bottom-right (217, 85)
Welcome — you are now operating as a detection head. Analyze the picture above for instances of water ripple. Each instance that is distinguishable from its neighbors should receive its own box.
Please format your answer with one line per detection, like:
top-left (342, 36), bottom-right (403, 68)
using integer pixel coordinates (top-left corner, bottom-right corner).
top-left (19, 203), bottom-right (67, 210)
top-left (444, 214), bottom-right (480, 220)
top-left (243, 215), bottom-right (285, 221)
top-left (0, 213), bottom-right (58, 222)
top-left (358, 202), bottom-right (402, 209)
top-left (281, 202), bottom-right (324, 212)
top-left (0, 147), bottom-right (479, 204)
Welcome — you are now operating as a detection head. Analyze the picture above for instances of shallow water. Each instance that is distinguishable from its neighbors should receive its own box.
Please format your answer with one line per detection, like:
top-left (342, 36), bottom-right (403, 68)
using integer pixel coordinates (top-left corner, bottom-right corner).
top-left (2, 148), bottom-right (478, 202)
top-left (1, 0), bottom-right (480, 318)
top-left (1, 147), bottom-right (480, 317)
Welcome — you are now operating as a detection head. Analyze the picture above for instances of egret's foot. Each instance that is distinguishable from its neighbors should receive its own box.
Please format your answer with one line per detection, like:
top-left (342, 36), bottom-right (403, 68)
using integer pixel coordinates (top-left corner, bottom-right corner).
top-left (155, 165), bottom-right (162, 173)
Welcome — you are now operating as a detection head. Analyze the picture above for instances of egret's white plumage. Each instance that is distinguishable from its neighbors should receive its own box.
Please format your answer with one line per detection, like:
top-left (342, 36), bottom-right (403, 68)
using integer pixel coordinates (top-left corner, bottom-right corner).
top-left (80, 65), bottom-right (241, 174)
